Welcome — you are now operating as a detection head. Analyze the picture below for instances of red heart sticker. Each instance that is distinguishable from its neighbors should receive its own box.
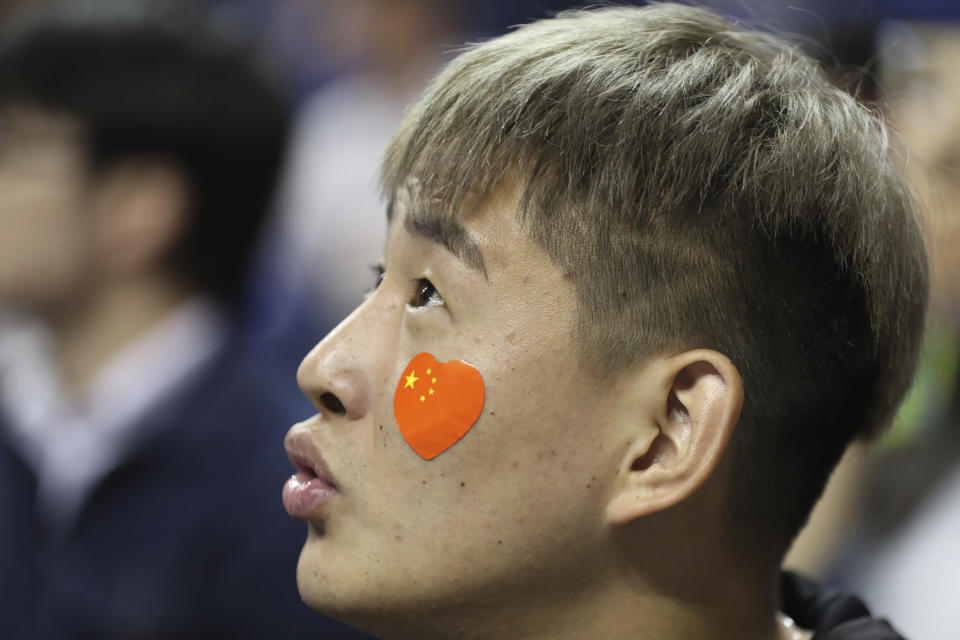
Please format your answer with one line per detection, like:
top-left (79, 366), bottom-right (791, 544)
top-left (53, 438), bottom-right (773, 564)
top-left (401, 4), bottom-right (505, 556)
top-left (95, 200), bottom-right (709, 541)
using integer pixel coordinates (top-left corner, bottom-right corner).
top-left (394, 352), bottom-right (485, 460)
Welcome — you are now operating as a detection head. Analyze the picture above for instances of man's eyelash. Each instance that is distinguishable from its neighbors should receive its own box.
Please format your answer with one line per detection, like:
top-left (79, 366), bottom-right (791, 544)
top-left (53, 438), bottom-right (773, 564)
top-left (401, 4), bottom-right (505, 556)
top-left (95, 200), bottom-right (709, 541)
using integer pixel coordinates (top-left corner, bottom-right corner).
top-left (366, 265), bottom-right (445, 308)
top-left (410, 278), bottom-right (445, 308)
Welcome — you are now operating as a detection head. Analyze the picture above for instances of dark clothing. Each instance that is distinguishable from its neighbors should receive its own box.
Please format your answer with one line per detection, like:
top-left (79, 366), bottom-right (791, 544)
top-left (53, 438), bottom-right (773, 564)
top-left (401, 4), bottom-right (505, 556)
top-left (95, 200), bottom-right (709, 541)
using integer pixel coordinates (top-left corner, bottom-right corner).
top-left (782, 571), bottom-right (907, 639)
top-left (0, 343), bottom-right (369, 639)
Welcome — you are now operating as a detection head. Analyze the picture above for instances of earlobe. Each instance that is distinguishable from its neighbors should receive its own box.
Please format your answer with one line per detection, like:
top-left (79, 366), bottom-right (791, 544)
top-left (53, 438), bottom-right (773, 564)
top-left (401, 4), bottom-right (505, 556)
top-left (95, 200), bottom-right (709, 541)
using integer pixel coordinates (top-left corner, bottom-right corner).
top-left (605, 350), bottom-right (743, 527)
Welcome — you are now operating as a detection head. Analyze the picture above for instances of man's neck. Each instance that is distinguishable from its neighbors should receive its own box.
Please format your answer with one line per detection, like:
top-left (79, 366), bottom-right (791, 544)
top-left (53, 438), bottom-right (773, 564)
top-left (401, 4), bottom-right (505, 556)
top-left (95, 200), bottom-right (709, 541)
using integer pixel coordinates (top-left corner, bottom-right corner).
top-left (48, 274), bottom-right (193, 394)
top-left (371, 561), bottom-right (788, 640)
top-left (484, 576), bottom-right (785, 640)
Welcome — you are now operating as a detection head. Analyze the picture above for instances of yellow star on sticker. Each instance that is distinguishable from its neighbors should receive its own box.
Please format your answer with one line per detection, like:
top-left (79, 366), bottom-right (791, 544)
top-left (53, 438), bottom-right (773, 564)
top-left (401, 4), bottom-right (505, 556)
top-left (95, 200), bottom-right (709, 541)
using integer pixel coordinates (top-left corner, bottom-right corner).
top-left (404, 371), bottom-right (419, 389)
top-left (429, 388), bottom-right (434, 395)
top-left (419, 395), bottom-right (425, 402)
top-left (432, 377), bottom-right (437, 383)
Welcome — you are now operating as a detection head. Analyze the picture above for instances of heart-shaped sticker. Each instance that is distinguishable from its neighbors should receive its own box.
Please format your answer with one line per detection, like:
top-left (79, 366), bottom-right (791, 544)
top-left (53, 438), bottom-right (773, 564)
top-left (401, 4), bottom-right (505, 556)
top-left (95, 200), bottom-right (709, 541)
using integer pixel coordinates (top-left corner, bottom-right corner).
top-left (393, 352), bottom-right (485, 460)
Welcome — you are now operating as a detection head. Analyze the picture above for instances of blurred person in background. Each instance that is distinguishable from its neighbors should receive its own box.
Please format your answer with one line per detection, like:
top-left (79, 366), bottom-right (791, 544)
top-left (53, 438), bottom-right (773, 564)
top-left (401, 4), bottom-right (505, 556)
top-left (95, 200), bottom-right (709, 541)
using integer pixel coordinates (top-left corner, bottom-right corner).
top-left (261, 0), bottom-right (459, 342)
top-left (827, 21), bottom-right (960, 640)
top-left (0, 1), bottom-right (367, 637)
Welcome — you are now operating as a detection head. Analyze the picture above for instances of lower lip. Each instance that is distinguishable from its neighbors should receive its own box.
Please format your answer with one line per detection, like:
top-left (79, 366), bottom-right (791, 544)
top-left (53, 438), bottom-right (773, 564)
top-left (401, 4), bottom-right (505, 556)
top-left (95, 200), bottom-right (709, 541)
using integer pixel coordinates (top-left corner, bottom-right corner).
top-left (282, 471), bottom-right (338, 520)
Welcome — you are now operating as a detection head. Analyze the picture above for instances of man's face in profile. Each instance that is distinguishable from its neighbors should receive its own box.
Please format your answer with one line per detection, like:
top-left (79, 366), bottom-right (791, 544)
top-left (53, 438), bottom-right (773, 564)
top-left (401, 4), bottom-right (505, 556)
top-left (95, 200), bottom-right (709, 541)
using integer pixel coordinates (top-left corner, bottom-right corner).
top-left (285, 180), bottom-right (638, 626)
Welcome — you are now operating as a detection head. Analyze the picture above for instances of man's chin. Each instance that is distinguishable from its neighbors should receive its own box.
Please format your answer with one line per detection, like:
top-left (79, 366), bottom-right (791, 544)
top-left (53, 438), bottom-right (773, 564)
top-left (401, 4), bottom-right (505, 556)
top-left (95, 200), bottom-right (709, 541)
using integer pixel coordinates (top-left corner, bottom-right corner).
top-left (295, 572), bottom-right (393, 640)
top-left (295, 534), bottom-right (336, 608)
top-left (295, 536), bottom-right (365, 619)
top-left (295, 546), bottom-right (435, 639)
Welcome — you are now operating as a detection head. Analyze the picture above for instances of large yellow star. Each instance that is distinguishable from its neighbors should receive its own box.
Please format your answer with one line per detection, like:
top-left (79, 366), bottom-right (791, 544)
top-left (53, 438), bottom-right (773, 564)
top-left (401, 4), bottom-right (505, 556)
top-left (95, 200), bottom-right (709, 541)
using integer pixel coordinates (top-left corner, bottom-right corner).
top-left (404, 371), bottom-right (419, 389)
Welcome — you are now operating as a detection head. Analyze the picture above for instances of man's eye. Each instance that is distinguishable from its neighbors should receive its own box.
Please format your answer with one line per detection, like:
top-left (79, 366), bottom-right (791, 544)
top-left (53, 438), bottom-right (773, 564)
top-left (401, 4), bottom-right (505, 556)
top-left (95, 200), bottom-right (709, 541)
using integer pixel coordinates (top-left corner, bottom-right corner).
top-left (410, 278), bottom-right (445, 308)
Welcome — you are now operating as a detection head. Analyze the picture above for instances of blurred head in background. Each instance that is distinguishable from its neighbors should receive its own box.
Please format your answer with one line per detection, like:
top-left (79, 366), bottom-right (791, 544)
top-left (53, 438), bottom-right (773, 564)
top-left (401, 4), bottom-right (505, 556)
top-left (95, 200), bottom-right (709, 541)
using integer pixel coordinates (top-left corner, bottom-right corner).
top-left (0, 3), bottom-right (364, 637)
top-left (315, 0), bottom-right (454, 81)
top-left (0, 0), bottom-right (287, 369)
top-left (881, 23), bottom-right (960, 326)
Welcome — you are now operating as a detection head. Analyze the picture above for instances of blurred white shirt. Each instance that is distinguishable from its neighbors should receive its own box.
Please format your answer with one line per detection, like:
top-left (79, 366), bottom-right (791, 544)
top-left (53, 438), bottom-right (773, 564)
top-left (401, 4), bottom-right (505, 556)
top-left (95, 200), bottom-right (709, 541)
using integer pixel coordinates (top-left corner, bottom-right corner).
top-left (0, 298), bottom-right (225, 531)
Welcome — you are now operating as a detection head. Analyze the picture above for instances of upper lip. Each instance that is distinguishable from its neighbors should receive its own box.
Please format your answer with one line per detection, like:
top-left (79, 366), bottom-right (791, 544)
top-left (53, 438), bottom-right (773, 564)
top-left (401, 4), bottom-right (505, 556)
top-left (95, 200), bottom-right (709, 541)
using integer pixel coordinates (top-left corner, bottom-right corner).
top-left (284, 427), bottom-right (338, 489)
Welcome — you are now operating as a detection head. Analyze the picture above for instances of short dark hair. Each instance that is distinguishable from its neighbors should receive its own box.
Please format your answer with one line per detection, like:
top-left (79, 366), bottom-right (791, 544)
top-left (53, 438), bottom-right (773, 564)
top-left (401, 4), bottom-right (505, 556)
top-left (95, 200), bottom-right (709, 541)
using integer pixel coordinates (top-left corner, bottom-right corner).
top-left (0, 0), bottom-right (288, 306)
top-left (381, 3), bottom-right (928, 560)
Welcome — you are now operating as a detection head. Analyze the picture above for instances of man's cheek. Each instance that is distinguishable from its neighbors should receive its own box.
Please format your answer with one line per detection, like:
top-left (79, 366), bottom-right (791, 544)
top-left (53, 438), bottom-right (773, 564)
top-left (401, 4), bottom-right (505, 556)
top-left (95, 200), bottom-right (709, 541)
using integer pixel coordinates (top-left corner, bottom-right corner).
top-left (393, 352), bottom-right (485, 460)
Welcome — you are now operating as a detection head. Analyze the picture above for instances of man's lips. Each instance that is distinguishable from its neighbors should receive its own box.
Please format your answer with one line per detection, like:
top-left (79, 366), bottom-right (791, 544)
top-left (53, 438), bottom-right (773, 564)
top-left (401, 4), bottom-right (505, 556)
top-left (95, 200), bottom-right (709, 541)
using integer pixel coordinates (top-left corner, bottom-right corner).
top-left (282, 428), bottom-right (339, 520)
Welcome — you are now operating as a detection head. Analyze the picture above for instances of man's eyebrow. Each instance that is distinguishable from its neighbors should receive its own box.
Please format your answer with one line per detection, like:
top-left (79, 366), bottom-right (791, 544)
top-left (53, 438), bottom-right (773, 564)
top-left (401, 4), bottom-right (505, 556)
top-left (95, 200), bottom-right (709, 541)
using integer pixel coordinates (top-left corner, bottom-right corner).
top-left (403, 210), bottom-right (488, 278)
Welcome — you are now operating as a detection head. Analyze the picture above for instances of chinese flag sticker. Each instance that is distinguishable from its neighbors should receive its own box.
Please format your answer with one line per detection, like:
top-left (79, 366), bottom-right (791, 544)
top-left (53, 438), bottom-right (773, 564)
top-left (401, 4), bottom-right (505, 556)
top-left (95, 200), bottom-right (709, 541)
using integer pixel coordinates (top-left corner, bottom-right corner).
top-left (393, 352), bottom-right (485, 460)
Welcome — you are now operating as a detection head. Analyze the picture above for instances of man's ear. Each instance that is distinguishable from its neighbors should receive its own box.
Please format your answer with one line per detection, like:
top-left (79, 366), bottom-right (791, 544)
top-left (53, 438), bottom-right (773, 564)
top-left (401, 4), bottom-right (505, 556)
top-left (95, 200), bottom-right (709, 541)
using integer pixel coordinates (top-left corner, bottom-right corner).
top-left (90, 158), bottom-right (192, 276)
top-left (605, 349), bottom-right (743, 526)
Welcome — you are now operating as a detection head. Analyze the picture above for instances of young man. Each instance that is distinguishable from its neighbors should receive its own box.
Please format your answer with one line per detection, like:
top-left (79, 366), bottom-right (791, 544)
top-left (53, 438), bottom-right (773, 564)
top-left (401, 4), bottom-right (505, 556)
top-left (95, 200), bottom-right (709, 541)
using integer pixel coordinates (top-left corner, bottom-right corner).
top-left (0, 1), bottom-right (366, 637)
top-left (283, 4), bottom-right (927, 639)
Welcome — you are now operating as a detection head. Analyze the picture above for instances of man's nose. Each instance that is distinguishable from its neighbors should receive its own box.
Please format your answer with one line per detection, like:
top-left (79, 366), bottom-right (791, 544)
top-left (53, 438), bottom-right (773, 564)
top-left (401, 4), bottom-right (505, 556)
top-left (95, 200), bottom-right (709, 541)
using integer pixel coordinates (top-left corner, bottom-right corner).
top-left (296, 302), bottom-right (391, 422)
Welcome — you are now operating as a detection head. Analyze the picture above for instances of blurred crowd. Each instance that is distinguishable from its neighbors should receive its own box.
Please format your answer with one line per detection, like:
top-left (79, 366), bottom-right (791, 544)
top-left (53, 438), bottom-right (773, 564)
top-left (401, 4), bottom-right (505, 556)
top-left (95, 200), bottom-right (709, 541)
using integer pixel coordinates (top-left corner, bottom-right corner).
top-left (0, 0), bottom-right (957, 638)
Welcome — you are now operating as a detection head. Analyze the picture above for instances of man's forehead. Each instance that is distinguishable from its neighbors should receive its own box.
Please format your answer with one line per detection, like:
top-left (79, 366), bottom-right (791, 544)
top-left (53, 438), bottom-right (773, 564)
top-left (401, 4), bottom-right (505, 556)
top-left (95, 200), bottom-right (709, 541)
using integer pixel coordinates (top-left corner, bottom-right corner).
top-left (385, 177), bottom-right (533, 277)
top-left (386, 172), bottom-right (527, 221)
top-left (401, 209), bottom-right (488, 277)
top-left (387, 182), bottom-right (468, 224)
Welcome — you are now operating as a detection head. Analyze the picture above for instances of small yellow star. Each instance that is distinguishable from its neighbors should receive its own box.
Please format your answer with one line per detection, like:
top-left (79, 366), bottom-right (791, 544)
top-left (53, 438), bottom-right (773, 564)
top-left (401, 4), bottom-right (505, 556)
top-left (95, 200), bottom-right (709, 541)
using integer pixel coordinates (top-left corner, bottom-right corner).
top-left (404, 371), bottom-right (419, 389)
top-left (419, 395), bottom-right (425, 402)
top-left (428, 388), bottom-right (434, 395)
top-left (426, 368), bottom-right (432, 375)
top-left (431, 377), bottom-right (437, 383)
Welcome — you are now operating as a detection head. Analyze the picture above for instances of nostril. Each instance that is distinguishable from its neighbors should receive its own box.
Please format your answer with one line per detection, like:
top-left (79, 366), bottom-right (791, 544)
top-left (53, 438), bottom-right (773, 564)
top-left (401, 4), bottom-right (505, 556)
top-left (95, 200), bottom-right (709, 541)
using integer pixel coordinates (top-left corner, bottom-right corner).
top-left (320, 392), bottom-right (347, 417)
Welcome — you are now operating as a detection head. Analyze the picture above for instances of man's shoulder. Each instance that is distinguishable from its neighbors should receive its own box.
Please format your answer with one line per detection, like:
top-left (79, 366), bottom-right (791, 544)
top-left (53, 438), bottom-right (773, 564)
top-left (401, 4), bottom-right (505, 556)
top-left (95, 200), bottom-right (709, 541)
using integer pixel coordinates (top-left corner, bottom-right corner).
top-left (780, 571), bottom-right (907, 639)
